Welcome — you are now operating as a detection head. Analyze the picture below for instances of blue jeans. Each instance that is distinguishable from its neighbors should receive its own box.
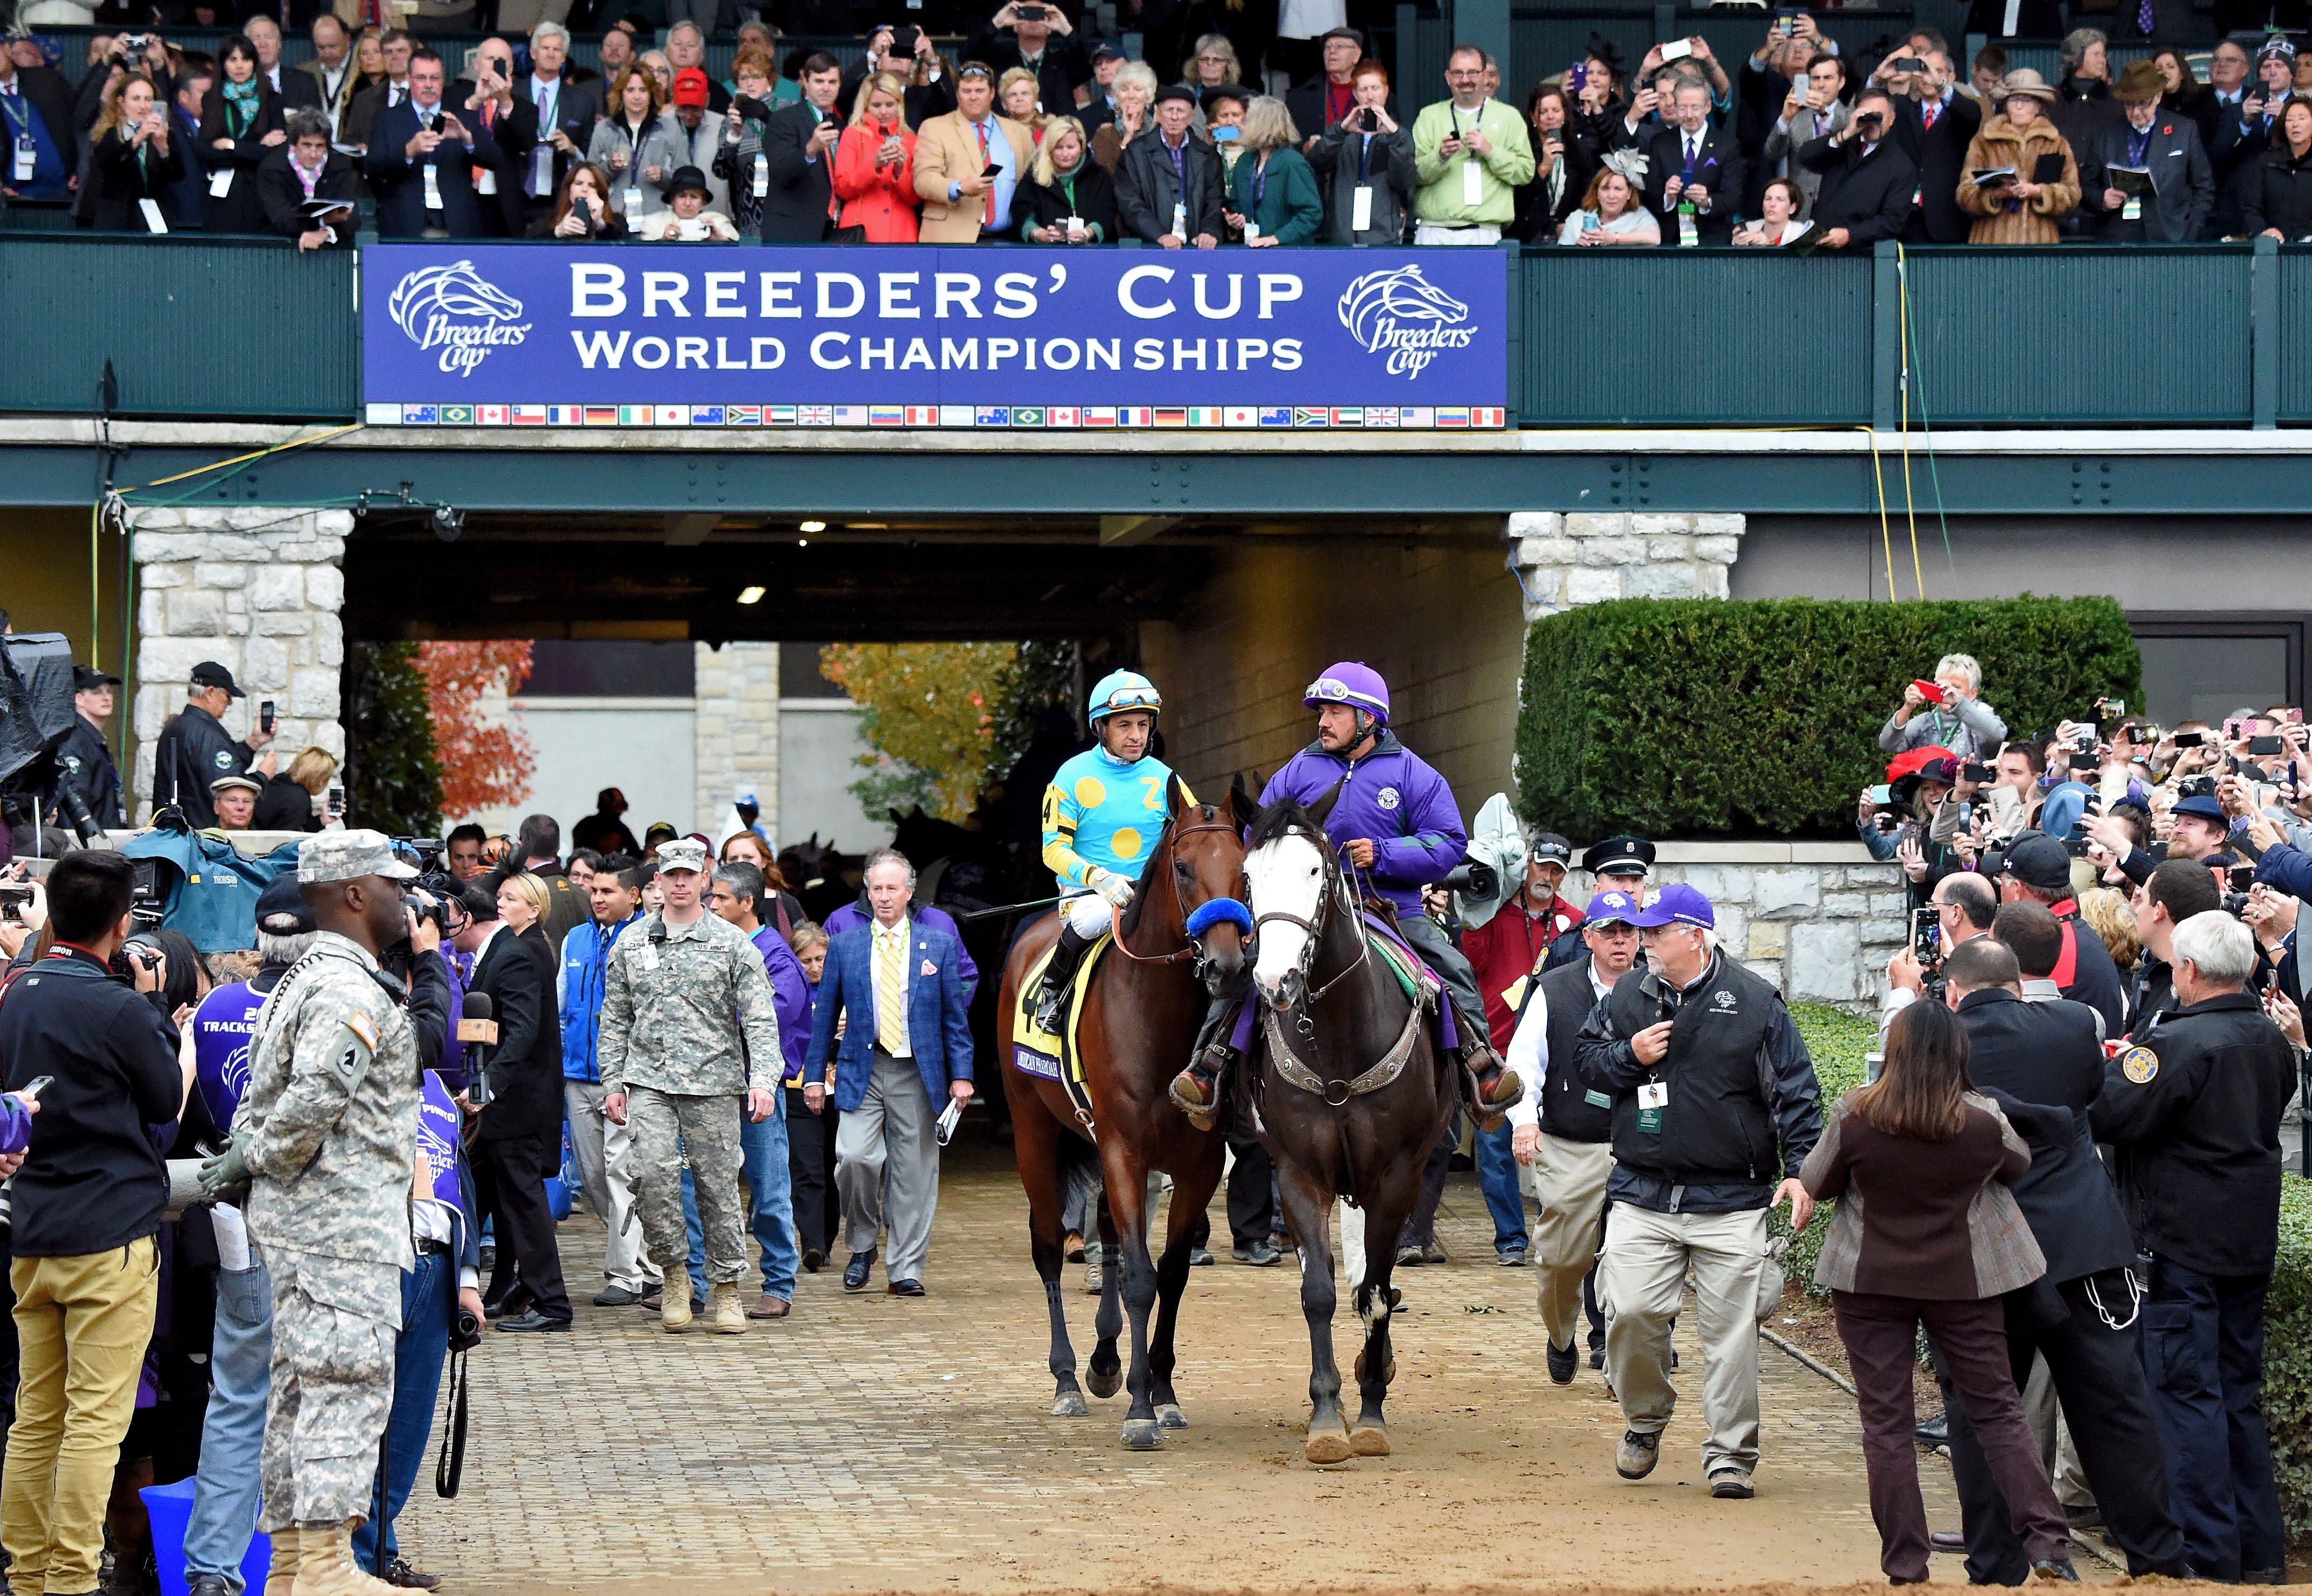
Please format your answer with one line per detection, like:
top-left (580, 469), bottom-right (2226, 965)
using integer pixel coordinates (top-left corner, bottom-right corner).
top-left (1474, 1119), bottom-right (1528, 1254)
top-left (351, 1250), bottom-right (453, 1574)
top-left (184, 1260), bottom-right (272, 1592)
top-left (2137, 1260), bottom-right (2286, 1582)
top-left (681, 1094), bottom-right (797, 1303)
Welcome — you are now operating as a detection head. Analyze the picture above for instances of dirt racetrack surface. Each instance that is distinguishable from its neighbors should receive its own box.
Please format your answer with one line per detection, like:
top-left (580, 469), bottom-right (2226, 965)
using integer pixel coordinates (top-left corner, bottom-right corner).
top-left (402, 1140), bottom-right (2145, 1594)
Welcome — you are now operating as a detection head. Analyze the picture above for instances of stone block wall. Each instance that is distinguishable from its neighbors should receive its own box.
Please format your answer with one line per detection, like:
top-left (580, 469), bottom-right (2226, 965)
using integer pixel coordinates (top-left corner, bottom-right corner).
top-left (1506, 511), bottom-right (1747, 622)
top-left (1607, 846), bottom-right (1908, 1011)
top-left (130, 507), bottom-right (350, 819)
top-left (694, 641), bottom-right (780, 839)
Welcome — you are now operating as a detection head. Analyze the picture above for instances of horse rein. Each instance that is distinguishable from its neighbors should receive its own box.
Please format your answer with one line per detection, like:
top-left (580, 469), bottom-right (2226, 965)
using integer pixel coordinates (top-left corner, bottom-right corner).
top-left (1251, 825), bottom-right (1371, 1005)
top-left (1106, 816), bottom-right (1243, 969)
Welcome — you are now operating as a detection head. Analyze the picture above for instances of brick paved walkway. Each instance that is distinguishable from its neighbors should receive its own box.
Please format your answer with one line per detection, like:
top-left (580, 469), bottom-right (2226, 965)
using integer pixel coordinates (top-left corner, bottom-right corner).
top-left (394, 1138), bottom-right (1992, 1595)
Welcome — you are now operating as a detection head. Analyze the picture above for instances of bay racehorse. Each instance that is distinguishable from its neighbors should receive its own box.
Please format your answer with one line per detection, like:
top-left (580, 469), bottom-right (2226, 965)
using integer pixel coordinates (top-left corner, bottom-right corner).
top-left (1001, 774), bottom-right (1256, 1449)
top-left (1238, 785), bottom-right (1458, 1463)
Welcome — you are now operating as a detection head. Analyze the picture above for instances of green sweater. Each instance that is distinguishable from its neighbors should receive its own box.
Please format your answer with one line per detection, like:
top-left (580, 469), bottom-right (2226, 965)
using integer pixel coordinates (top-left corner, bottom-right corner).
top-left (1226, 146), bottom-right (1324, 245)
top-left (1410, 96), bottom-right (1534, 225)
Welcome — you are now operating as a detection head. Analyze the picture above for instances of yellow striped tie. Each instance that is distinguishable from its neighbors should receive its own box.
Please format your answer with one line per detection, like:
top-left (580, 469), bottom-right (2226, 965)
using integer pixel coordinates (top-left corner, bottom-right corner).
top-left (875, 925), bottom-right (906, 1054)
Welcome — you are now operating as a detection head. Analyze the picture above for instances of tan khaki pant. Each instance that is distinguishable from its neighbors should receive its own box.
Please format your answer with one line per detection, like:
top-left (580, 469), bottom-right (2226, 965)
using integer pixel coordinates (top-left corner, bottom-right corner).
top-left (1602, 1204), bottom-right (1768, 1478)
top-left (1534, 1134), bottom-right (1612, 1353)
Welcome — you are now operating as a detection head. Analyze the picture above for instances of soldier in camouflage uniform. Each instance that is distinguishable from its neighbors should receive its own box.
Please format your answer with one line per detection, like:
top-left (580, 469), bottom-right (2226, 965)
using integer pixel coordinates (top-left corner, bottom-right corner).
top-left (599, 837), bottom-right (784, 1335)
top-left (201, 831), bottom-right (422, 1596)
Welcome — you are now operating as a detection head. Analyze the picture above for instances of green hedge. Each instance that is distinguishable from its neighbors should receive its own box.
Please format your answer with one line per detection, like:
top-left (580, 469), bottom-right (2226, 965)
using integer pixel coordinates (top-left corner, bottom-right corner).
top-left (1516, 598), bottom-right (2143, 839)
top-left (1785, 1006), bottom-right (2312, 1535)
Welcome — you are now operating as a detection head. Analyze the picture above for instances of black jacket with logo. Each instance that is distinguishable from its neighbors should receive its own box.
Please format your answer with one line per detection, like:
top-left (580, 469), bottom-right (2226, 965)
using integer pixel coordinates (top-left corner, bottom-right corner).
top-left (2091, 991), bottom-right (2295, 1278)
top-left (151, 703), bottom-right (258, 829)
top-left (1575, 950), bottom-right (1821, 1213)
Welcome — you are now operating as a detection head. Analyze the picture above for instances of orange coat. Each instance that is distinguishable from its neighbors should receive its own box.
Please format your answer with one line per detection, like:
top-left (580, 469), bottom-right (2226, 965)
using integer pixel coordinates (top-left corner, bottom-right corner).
top-left (1955, 114), bottom-right (2080, 244)
top-left (832, 122), bottom-right (920, 243)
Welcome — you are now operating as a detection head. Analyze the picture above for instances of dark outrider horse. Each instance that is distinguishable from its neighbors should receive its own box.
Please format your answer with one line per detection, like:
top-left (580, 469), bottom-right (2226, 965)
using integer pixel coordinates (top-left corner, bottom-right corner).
top-left (1238, 787), bottom-right (1458, 1463)
top-left (1000, 776), bottom-right (1255, 1449)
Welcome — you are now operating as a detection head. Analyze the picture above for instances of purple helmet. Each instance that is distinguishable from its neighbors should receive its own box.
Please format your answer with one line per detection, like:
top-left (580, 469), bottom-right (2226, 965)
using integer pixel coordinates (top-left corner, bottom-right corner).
top-left (1303, 663), bottom-right (1391, 725)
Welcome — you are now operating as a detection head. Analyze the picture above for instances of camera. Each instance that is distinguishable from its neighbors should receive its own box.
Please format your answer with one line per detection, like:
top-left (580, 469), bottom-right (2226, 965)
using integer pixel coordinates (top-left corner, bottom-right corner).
top-left (451, 1306), bottom-right (482, 1352)
top-left (112, 930), bottom-right (163, 980)
top-left (733, 93), bottom-right (774, 121)
top-left (118, 33), bottom-right (152, 58)
top-left (1438, 861), bottom-right (1500, 901)
top-left (0, 884), bottom-right (30, 923)
top-left (2178, 774), bottom-right (2218, 801)
top-left (130, 859), bottom-right (164, 927)
top-left (1961, 761), bottom-right (1994, 784)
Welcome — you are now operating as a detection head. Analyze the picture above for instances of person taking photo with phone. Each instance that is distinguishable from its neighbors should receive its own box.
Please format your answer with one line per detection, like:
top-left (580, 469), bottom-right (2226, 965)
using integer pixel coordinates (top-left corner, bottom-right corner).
top-left (1879, 652), bottom-right (2008, 758)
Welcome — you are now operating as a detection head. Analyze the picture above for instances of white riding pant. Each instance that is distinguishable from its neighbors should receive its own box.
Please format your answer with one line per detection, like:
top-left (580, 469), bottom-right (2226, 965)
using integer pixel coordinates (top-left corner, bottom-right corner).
top-left (1063, 890), bottom-right (1112, 939)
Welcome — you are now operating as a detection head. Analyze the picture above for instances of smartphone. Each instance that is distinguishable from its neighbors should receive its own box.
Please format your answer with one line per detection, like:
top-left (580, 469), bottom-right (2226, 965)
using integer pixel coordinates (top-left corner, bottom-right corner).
top-left (2068, 751), bottom-right (2100, 772)
top-left (981, 160), bottom-right (1002, 177)
top-left (260, 699), bottom-right (275, 734)
top-left (2251, 734), bottom-right (2285, 756)
top-left (1569, 61), bottom-right (1588, 91)
top-left (1211, 124), bottom-right (1239, 141)
top-left (2173, 730), bottom-right (2205, 748)
top-left (1867, 784), bottom-right (1893, 806)
top-left (1893, 55), bottom-right (1927, 71)
top-left (1910, 907), bottom-right (1940, 962)
top-left (1961, 761), bottom-right (1994, 783)
top-left (1659, 37), bottom-right (1693, 61)
top-left (2225, 717), bottom-right (2250, 741)
top-left (895, 24), bottom-right (921, 52)
top-left (326, 784), bottom-right (345, 817)
top-left (1015, 2), bottom-right (1047, 17)
top-left (8, 1075), bottom-right (54, 1104)
top-left (573, 193), bottom-right (593, 223)
top-left (2283, 709), bottom-right (2305, 725)
top-left (2095, 696), bottom-right (2127, 717)
top-left (1361, 107), bottom-right (1378, 131)
top-left (1777, 10), bottom-right (1796, 34)
top-left (1911, 677), bottom-right (1945, 704)
top-left (2231, 865), bottom-right (2260, 893)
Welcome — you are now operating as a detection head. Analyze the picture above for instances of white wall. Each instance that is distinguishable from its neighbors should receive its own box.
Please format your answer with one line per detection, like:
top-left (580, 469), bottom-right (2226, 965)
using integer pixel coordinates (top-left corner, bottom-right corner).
top-left (777, 698), bottom-right (885, 854)
top-left (466, 697), bottom-right (697, 842)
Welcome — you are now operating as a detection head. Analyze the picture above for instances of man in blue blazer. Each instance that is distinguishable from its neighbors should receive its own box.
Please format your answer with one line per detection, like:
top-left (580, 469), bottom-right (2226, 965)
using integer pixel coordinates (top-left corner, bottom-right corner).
top-left (363, 48), bottom-right (503, 238)
top-left (806, 847), bottom-right (973, 1297)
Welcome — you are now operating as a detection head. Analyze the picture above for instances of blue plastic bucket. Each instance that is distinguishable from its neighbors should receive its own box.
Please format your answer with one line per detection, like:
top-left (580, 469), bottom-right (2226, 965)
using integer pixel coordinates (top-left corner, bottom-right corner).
top-left (140, 1477), bottom-right (272, 1596)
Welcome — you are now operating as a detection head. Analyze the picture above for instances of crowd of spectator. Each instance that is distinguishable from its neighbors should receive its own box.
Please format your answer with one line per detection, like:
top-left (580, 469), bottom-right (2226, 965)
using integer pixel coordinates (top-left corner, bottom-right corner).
top-left (7, 2), bottom-right (2312, 247)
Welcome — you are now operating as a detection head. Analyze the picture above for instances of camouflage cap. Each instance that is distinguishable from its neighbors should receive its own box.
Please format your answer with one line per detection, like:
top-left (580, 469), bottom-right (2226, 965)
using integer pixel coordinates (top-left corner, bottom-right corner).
top-left (656, 837), bottom-right (709, 874)
top-left (298, 827), bottom-right (420, 885)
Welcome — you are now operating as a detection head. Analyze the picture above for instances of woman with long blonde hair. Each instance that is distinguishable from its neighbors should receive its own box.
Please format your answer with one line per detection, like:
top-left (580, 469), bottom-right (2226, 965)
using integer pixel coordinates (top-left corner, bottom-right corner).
top-left (834, 71), bottom-right (920, 242)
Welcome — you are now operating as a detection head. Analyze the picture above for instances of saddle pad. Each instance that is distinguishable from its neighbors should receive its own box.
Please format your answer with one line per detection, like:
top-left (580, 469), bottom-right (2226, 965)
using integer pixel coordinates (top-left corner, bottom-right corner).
top-left (1358, 911), bottom-right (1433, 1009)
top-left (1011, 933), bottom-right (1112, 1095)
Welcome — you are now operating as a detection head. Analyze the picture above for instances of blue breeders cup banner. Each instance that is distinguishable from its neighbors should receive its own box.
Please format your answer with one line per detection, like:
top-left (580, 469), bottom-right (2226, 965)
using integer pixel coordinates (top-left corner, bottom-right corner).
top-left (361, 244), bottom-right (1507, 431)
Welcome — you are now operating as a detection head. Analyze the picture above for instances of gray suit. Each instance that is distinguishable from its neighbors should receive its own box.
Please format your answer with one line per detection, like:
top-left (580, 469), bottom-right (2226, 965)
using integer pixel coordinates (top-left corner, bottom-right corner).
top-left (1762, 98), bottom-right (1849, 214)
top-left (2080, 113), bottom-right (2212, 242)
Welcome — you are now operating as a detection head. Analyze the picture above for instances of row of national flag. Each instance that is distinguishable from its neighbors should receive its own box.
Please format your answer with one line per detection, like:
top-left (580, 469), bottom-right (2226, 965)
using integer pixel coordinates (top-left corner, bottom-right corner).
top-left (367, 403), bottom-right (1508, 430)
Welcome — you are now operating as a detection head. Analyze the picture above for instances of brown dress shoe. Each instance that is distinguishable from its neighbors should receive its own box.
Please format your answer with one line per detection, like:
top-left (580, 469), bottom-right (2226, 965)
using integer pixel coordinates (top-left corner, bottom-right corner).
top-left (747, 1293), bottom-right (791, 1320)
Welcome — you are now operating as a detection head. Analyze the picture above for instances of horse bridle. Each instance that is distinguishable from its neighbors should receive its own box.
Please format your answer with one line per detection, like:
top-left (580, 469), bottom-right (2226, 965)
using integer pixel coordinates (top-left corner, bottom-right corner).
top-left (1250, 824), bottom-right (1370, 1005)
top-left (1106, 814), bottom-right (1245, 977)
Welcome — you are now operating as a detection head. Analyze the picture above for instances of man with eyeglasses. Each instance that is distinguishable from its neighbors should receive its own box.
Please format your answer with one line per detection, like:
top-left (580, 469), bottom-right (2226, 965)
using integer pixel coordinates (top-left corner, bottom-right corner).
top-left (914, 59), bottom-right (1034, 241)
top-left (1409, 43), bottom-right (1532, 244)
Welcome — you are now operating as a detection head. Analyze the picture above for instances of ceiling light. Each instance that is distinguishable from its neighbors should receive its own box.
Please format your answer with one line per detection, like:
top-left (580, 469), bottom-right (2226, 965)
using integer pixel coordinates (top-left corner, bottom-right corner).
top-left (799, 520), bottom-right (827, 533)
top-left (797, 539), bottom-right (808, 548)
top-left (736, 585), bottom-right (765, 605)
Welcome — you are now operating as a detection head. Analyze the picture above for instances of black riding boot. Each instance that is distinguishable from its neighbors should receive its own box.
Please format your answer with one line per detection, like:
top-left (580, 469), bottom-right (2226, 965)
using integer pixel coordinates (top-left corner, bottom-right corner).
top-left (1169, 993), bottom-right (1239, 1128)
top-left (1033, 924), bottom-right (1094, 1034)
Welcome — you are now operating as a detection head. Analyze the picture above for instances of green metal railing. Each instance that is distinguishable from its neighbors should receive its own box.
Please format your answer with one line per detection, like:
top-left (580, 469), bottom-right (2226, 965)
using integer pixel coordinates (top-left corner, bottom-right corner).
top-left (0, 232), bottom-right (2296, 428)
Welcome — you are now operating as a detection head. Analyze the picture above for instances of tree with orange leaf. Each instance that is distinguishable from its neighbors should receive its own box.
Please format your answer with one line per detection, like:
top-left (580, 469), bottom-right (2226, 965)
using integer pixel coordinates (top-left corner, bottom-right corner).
top-left (412, 641), bottom-right (536, 818)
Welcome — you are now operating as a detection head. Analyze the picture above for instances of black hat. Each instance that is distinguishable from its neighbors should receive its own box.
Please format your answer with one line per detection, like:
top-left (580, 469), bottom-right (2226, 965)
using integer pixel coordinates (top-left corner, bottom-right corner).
top-left (1530, 832), bottom-right (1573, 867)
top-left (1583, 31), bottom-right (1626, 75)
top-left (667, 164), bottom-right (711, 198)
top-left (1892, 755), bottom-right (1960, 807)
top-left (1154, 81), bottom-right (1198, 106)
top-left (1090, 41), bottom-right (1125, 62)
top-left (1202, 82), bottom-right (1250, 110)
top-left (190, 660), bottom-right (244, 697)
top-left (1995, 831), bottom-right (2073, 892)
top-left (73, 665), bottom-right (122, 690)
top-left (253, 873), bottom-right (317, 937)
top-left (1582, 835), bottom-right (1656, 878)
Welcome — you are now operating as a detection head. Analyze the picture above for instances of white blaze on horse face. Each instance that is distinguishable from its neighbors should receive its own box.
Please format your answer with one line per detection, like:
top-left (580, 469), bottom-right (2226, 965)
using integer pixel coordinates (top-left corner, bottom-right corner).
top-left (1246, 830), bottom-right (1326, 1000)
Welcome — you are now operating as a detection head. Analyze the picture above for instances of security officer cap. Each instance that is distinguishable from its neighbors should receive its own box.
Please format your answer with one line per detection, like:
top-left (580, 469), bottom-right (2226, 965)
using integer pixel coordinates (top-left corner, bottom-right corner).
top-left (190, 660), bottom-right (244, 697)
top-left (74, 665), bottom-right (122, 690)
top-left (1583, 835), bottom-right (1656, 878)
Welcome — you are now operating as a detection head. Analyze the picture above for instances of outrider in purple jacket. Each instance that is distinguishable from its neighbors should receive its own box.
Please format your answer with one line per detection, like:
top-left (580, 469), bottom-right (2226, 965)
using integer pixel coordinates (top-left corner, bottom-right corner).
top-left (1258, 730), bottom-right (1469, 917)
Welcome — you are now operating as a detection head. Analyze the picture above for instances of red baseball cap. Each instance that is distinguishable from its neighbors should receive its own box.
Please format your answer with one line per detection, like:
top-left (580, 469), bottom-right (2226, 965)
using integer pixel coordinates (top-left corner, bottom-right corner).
top-left (673, 67), bottom-right (711, 107)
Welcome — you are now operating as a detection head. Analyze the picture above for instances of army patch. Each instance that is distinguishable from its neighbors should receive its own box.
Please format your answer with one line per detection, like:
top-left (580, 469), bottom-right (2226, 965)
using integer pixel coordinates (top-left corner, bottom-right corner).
top-left (2121, 1045), bottom-right (2159, 1085)
top-left (347, 1011), bottom-right (379, 1051)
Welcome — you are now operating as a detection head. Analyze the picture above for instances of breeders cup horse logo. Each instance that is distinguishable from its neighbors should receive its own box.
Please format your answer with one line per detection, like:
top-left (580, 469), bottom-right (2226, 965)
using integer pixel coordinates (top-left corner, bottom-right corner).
top-left (389, 260), bottom-right (531, 377)
top-left (1336, 266), bottom-right (1477, 380)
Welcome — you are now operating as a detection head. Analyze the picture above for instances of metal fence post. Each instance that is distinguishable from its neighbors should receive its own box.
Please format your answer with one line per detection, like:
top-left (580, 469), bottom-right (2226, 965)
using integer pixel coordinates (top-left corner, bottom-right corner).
top-left (1872, 239), bottom-right (1900, 434)
top-left (2253, 233), bottom-right (2279, 432)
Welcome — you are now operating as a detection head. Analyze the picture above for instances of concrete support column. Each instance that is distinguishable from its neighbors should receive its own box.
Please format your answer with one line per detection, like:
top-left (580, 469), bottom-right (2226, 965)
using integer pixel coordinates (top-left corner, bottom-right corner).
top-left (129, 507), bottom-right (350, 822)
top-left (693, 641), bottom-right (780, 840)
top-left (1505, 511), bottom-right (1746, 621)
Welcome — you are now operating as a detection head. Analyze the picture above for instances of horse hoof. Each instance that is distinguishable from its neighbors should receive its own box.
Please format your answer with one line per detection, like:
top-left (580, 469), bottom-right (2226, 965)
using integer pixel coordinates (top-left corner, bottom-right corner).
top-left (1303, 1427), bottom-right (1353, 1465)
top-left (1349, 1424), bottom-right (1391, 1457)
top-left (1051, 1392), bottom-right (1089, 1418)
top-left (1121, 1419), bottom-right (1164, 1450)
top-left (1086, 1361), bottom-right (1123, 1401)
top-left (1155, 1403), bottom-right (1188, 1429)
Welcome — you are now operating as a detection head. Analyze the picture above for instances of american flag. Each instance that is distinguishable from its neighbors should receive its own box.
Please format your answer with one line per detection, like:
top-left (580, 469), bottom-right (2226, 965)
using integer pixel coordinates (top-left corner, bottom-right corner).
top-left (476, 404), bottom-right (509, 426)
top-left (832, 405), bottom-right (867, 426)
top-left (798, 405), bottom-right (834, 426)
top-left (512, 404), bottom-right (548, 426)
top-left (1402, 407), bottom-right (1435, 428)
top-left (399, 404), bottom-right (439, 425)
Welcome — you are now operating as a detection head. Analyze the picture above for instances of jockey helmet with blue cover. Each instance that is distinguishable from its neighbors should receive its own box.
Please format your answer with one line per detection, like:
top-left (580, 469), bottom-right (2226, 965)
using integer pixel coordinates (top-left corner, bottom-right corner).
top-left (1088, 669), bottom-right (1162, 724)
top-left (1303, 663), bottom-right (1391, 727)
